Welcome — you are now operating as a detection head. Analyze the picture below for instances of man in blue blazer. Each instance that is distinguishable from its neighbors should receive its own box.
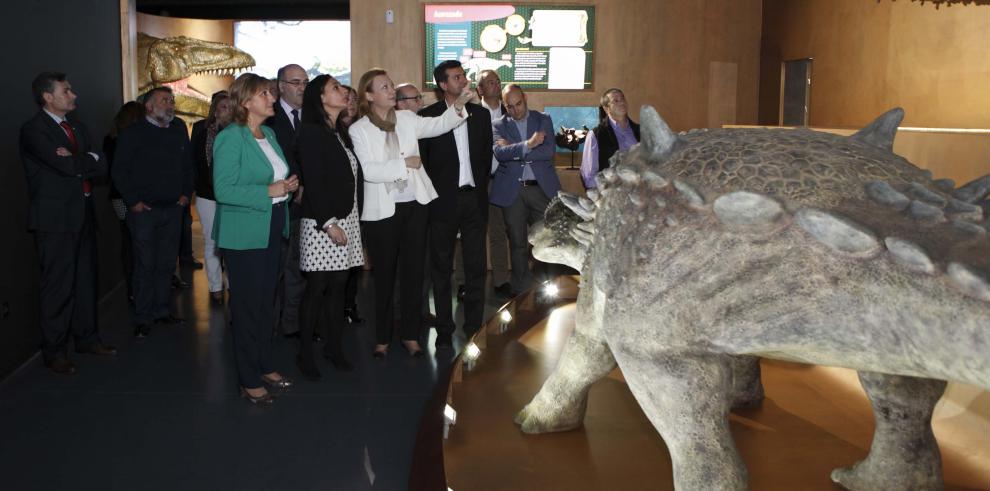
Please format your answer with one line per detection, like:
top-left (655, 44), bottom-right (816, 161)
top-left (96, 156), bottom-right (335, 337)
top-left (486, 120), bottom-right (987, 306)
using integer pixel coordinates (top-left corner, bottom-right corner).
top-left (490, 84), bottom-right (562, 295)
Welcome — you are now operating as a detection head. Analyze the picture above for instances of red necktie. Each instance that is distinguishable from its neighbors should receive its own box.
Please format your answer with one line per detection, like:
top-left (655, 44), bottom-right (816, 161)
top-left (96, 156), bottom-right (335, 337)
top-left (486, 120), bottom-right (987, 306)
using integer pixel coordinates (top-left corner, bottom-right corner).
top-left (60, 121), bottom-right (91, 195)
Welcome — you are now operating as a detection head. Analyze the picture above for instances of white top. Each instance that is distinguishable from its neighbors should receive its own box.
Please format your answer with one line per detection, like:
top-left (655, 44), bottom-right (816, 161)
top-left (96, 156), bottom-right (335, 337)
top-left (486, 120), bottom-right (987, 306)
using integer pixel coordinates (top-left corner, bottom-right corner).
top-left (280, 98), bottom-right (300, 130)
top-left (256, 137), bottom-right (290, 204)
top-left (349, 105), bottom-right (468, 221)
top-left (481, 99), bottom-right (502, 174)
top-left (447, 101), bottom-right (475, 187)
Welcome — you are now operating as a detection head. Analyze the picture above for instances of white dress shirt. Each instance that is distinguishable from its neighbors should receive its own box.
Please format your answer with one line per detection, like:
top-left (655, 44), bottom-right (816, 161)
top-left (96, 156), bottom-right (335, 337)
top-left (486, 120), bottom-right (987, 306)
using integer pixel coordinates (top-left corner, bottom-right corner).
top-left (45, 109), bottom-right (100, 162)
top-left (447, 101), bottom-right (475, 188)
top-left (481, 99), bottom-right (503, 174)
top-left (280, 98), bottom-right (300, 130)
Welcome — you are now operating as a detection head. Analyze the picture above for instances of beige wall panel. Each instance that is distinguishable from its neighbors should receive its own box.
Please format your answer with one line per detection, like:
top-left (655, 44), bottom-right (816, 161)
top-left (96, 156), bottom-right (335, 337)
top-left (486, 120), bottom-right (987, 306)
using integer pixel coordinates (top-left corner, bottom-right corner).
top-left (761, 0), bottom-right (990, 131)
top-left (707, 61), bottom-right (738, 128)
top-left (352, 0), bottom-right (762, 130)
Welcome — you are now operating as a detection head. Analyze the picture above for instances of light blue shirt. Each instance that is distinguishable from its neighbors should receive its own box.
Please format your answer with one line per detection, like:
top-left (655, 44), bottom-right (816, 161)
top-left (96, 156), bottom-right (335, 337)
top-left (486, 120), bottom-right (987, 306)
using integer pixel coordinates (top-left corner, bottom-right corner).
top-left (511, 111), bottom-right (536, 181)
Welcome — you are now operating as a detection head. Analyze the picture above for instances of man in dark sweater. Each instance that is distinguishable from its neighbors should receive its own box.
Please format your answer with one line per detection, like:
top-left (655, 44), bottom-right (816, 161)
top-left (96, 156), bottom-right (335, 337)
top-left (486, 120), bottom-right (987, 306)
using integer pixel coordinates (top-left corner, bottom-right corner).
top-left (112, 86), bottom-right (193, 337)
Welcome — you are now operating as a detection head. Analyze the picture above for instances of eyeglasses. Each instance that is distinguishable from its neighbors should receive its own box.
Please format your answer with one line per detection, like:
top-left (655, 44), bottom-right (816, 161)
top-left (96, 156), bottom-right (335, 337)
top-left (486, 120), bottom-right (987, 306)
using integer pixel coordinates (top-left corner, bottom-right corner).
top-left (396, 95), bottom-right (423, 101)
top-left (280, 79), bottom-right (309, 87)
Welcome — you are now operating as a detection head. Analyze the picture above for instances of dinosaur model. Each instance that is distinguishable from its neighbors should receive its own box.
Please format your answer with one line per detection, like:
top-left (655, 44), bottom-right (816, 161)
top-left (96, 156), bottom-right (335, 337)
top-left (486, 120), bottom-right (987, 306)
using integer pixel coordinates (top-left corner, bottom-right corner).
top-left (137, 32), bottom-right (255, 120)
top-left (518, 106), bottom-right (990, 490)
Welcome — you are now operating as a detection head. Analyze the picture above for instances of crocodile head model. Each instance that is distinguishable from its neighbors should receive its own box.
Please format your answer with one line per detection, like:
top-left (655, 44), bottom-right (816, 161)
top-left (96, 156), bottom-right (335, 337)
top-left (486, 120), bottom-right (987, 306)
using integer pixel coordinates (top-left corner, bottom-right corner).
top-left (521, 106), bottom-right (990, 490)
top-left (137, 32), bottom-right (255, 120)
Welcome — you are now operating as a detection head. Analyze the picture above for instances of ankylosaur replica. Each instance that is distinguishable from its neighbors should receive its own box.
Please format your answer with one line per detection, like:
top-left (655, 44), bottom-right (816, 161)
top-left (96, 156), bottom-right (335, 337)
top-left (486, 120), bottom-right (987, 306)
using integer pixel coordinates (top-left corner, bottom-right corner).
top-left (518, 106), bottom-right (990, 490)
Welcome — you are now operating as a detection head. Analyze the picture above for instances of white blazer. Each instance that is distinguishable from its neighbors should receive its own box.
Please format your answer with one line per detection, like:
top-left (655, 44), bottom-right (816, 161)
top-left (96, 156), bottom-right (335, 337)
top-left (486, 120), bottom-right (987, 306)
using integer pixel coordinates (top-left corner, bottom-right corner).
top-left (349, 106), bottom-right (467, 221)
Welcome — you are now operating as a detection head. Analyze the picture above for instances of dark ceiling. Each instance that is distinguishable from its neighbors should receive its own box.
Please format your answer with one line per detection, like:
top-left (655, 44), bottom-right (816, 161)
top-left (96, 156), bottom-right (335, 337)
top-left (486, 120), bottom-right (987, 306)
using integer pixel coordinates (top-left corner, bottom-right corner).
top-left (136, 0), bottom-right (350, 20)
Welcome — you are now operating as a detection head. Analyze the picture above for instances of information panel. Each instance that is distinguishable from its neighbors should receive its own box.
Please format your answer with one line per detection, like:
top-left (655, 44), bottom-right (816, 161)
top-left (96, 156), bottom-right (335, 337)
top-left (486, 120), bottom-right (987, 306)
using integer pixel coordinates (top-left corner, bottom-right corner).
top-left (424, 4), bottom-right (595, 90)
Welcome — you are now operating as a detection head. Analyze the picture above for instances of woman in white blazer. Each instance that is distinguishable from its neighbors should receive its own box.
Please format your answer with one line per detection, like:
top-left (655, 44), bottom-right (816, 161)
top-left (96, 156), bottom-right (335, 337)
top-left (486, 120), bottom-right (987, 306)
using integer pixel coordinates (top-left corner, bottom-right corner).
top-left (349, 68), bottom-right (472, 358)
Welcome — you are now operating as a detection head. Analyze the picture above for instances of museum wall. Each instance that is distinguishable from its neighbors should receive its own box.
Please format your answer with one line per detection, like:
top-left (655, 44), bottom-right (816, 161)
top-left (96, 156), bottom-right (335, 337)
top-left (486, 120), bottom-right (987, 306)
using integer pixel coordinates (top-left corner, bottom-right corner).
top-left (0, 0), bottom-right (123, 379)
top-left (351, 0), bottom-right (763, 131)
top-left (759, 0), bottom-right (990, 130)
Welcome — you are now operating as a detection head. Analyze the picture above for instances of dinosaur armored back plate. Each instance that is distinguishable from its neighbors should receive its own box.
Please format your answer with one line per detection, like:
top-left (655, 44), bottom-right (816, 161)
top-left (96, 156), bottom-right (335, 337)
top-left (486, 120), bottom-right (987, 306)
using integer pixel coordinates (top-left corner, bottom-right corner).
top-left (521, 106), bottom-right (990, 490)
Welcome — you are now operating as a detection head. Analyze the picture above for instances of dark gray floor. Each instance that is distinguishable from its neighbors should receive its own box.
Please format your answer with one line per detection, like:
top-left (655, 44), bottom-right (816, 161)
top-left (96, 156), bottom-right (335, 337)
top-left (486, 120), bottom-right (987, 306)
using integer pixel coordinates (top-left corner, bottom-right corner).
top-left (0, 224), bottom-right (508, 491)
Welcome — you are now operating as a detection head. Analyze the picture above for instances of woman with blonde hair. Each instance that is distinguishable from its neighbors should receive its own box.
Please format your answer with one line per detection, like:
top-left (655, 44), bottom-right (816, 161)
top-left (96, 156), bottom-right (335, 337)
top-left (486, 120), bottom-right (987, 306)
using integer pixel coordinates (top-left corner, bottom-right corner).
top-left (213, 73), bottom-right (298, 405)
top-left (348, 68), bottom-right (471, 358)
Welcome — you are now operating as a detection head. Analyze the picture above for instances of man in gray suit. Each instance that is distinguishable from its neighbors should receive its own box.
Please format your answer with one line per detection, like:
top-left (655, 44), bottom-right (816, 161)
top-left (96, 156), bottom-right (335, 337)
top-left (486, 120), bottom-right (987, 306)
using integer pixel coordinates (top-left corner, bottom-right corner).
top-left (490, 84), bottom-right (561, 295)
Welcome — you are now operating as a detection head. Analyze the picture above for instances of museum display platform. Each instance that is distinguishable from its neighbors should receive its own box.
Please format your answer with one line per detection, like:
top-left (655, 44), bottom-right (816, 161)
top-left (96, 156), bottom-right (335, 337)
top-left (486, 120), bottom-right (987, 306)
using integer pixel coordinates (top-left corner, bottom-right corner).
top-left (410, 275), bottom-right (990, 490)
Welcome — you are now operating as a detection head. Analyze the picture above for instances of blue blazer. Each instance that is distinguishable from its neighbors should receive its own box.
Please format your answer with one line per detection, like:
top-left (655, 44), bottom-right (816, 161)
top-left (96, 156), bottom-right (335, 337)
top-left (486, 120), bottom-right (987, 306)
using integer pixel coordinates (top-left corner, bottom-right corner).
top-left (490, 111), bottom-right (562, 208)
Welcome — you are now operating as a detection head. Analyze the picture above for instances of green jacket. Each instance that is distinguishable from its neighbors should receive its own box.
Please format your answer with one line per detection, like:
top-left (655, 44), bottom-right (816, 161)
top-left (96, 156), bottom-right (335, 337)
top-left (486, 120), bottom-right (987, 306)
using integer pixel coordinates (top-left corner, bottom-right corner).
top-left (212, 124), bottom-right (291, 250)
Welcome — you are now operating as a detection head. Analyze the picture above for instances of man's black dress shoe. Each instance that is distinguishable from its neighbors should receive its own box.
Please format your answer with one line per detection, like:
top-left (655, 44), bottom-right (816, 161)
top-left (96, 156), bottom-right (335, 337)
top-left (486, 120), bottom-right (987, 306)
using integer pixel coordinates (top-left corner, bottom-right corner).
top-left (134, 324), bottom-right (151, 338)
top-left (344, 306), bottom-right (364, 324)
top-left (46, 358), bottom-right (77, 375)
top-left (76, 343), bottom-right (117, 356)
top-left (171, 275), bottom-right (191, 289)
top-left (296, 355), bottom-right (322, 381)
top-left (434, 333), bottom-right (453, 350)
top-left (325, 353), bottom-right (355, 371)
top-left (494, 282), bottom-right (513, 297)
top-left (155, 314), bottom-right (185, 326)
top-left (180, 257), bottom-right (204, 269)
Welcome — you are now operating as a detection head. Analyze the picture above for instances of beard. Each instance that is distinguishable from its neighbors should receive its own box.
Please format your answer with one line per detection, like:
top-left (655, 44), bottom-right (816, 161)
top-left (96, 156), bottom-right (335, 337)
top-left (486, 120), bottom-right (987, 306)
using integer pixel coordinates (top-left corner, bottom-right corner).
top-left (152, 108), bottom-right (175, 125)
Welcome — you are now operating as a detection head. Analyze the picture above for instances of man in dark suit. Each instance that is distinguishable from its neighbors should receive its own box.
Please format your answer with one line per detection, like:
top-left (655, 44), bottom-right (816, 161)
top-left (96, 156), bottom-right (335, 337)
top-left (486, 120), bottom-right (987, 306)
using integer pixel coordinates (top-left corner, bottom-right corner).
top-left (266, 63), bottom-right (309, 338)
top-left (419, 60), bottom-right (494, 349)
top-left (112, 86), bottom-right (193, 337)
top-left (19, 72), bottom-right (117, 374)
top-left (490, 84), bottom-right (562, 295)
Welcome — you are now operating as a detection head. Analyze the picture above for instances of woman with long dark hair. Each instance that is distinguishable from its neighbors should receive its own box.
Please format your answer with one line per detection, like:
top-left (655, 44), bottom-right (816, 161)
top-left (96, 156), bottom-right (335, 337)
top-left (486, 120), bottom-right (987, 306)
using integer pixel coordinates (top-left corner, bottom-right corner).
top-left (294, 75), bottom-right (364, 379)
top-left (348, 68), bottom-right (471, 358)
top-left (190, 90), bottom-right (232, 304)
top-left (104, 101), bottom-right (145, 302)
top-left (213, 73), bottom-right (298, 405)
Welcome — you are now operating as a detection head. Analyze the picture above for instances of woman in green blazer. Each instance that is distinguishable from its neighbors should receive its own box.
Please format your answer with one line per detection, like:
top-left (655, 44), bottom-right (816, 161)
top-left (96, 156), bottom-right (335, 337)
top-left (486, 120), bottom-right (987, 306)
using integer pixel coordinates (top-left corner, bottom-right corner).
top-left (213, 73), bottom-right (299, 405)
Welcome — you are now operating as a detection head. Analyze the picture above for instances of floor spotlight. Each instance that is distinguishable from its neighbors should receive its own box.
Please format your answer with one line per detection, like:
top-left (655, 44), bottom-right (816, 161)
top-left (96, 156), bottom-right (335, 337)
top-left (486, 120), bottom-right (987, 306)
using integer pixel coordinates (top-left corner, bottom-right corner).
top-left (443, 404), bottom-right (457, 439)
top-left (543, 282), bottom-right (559, 298)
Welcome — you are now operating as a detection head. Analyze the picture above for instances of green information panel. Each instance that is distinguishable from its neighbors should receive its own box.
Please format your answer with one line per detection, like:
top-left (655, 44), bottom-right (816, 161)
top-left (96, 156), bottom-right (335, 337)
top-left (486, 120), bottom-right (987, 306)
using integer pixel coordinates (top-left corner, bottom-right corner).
top-left (424, 4), bottom-right (595, 90)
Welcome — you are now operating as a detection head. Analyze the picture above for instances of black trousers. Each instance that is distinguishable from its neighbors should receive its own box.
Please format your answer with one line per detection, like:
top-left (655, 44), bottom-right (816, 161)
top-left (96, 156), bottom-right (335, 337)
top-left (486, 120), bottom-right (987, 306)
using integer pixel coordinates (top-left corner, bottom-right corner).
top-left (276, 218), bottom-right (306, 335)
top-left (300, 270), bottom-right (349, 363)
top-left (127, 203), bottom-right (180, 325)
top-left (430, 190), bottom-right (487, 335)
top-left (179, 203), bottom-right (193, 260)
top-left (118, 219), bottom-right (134, 298)
top-left (223, 204), bottom-right (285, 389)
top-left (362, 202), bottom-right (428, 344)
top-left (346, 266), bottom-right (361, 310)
top-left (34, 197), bottom-right (100, 362)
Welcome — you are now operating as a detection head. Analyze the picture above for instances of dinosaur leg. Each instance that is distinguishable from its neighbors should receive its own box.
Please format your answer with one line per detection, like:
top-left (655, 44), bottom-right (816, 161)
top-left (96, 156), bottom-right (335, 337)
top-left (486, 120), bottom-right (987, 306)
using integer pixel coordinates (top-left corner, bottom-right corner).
top-left (619, 351), bottom-right (746, 491)
top-left (730, 355), bottom-right (764, 409)
top-left (515, 284), bottom-right (617, 433)
top-left (831, 371), bottom-right (947, 491)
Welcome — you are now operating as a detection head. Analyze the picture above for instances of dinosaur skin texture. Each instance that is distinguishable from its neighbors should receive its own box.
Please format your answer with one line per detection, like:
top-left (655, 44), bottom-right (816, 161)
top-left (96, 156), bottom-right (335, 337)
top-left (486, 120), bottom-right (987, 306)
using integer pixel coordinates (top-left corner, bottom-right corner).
top-left (137, 32), bottom-right (255, 120)
top-left (518, 106), bottom-right (990, 491)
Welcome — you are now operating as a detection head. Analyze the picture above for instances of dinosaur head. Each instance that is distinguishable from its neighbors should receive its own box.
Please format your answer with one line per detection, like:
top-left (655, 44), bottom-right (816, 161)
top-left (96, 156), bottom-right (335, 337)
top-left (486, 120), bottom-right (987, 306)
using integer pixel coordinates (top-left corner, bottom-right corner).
top-left (529, 194), bottom-right (593, 272)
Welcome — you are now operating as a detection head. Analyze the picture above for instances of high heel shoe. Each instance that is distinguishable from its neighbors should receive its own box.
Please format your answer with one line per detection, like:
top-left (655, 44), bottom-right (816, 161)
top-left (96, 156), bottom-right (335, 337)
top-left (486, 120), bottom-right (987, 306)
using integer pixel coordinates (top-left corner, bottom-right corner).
top-left (240, 387), bottom-right (275, 406)
top-left (372, 344), bottom-right (388, 359)
top-left (402, 340), bottom-right (424, 358)
top-left (261, 374), bottom-right (294, 390)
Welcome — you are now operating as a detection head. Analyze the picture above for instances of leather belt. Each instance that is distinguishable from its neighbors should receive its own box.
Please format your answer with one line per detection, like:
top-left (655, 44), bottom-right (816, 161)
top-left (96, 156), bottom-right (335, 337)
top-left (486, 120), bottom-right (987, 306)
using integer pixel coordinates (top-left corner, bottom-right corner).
top-left (520, 180), bottom-right (539, 187)
top-left (458, 185), bottom-right (475, 192)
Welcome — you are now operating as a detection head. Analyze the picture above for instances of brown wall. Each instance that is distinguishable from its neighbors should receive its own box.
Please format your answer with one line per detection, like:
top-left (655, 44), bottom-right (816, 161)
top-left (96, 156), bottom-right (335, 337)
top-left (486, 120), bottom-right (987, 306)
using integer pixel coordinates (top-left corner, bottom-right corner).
top-left (351, 0), bottom-right (763, 130)
top-left (760, 0), bottom-right (990, 129)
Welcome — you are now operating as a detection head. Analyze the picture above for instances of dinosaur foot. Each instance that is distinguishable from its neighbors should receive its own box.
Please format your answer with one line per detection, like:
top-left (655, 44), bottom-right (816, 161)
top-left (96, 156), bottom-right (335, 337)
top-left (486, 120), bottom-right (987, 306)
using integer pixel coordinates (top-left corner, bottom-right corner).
top-left (514, 392), bottom-right (587, 434)
top-left (831, 457), bottom-right (943, 491)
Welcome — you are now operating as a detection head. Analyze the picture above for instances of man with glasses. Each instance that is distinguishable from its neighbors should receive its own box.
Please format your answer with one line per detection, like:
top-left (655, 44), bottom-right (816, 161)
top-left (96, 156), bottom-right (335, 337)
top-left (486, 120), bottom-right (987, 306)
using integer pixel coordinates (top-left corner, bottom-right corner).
top-left (395, 83), bottom-right (424, 112)
top-left (266, 64), bottom-right (308, 339)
